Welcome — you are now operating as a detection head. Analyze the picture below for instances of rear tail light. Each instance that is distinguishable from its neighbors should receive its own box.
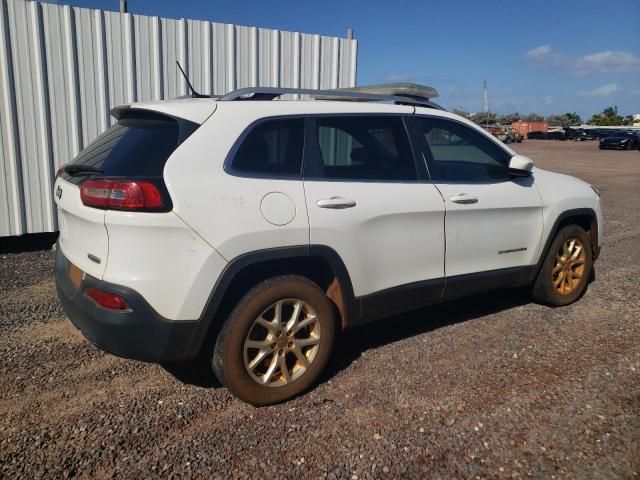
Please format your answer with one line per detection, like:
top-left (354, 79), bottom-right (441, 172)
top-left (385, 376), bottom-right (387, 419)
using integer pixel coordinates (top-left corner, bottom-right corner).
top-left (85, 287), bottom-right (129, 310)
top-left (80, 179), bottom-right (164, 210)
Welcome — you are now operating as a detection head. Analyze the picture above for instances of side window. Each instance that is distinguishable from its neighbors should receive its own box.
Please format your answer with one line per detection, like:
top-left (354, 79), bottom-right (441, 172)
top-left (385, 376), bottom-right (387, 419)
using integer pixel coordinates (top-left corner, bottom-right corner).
top-left (416, 117), bottom-right (512, 183)
top-left (311, 116), bottom-right (417, 181)
top-left (230, 118), bottom-right (305, 177)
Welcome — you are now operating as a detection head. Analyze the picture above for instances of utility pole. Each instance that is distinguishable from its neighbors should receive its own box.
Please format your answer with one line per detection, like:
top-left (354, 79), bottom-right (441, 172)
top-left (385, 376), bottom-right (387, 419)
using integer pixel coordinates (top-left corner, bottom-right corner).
top-left (119, 0), bottom-right (128, 13)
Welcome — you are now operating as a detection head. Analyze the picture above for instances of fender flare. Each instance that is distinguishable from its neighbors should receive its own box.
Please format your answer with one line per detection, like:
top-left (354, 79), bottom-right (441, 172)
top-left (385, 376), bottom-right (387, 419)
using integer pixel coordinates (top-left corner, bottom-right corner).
top-left (184, 245), bottom-right (357, 358)
top-left (531, 207), bottom-right (599, 281)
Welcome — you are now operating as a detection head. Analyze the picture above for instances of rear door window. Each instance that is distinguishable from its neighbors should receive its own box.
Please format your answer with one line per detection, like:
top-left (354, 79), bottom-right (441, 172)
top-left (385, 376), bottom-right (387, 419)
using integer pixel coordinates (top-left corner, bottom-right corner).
top-left (307, 116), bottom-right (418, 181)
top-left (62, 111), bottom-right (188, 185)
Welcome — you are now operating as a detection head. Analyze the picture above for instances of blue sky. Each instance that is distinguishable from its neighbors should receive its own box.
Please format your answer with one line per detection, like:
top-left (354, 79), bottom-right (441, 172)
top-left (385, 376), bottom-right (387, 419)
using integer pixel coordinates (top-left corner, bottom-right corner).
top-left (60, 0), bottom-right (640, 118)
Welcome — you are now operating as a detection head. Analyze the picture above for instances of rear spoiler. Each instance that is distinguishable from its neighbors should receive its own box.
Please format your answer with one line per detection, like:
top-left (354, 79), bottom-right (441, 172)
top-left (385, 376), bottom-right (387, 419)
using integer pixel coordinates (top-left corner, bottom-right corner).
top-left (108, 106), bottom-right (200, 144)
top-left (110, 104), bottom-right (131, 120)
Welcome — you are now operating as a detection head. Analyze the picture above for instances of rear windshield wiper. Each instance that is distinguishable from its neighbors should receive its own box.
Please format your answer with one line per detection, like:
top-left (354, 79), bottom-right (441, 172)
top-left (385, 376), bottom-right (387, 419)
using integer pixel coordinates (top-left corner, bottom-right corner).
top-left (63, 164), bottom-right (103, 176)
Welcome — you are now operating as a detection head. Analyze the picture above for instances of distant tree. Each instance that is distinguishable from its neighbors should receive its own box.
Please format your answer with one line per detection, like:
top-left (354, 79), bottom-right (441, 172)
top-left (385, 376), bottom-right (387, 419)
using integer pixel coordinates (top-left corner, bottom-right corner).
top-left (470, 112), bottom-right (497, 125)
top-left (545, 113), bottom-right (582, 127)
top-left (522, 113), bottom-right (545, 122)
top-left (546, 114), bottom-right (567, 127)
top-left (589, 106), bottom-right (623, 126)
top-left (588, 114), bottom-right (603, 125)
top-left (565, 112), bottom-right (582, 125)
top-left (497, 113), bottom-right (521, 124)
top-left (622, 115), bottom-right (634, 126)
top-left (452, 108), bottom-right (470, 119)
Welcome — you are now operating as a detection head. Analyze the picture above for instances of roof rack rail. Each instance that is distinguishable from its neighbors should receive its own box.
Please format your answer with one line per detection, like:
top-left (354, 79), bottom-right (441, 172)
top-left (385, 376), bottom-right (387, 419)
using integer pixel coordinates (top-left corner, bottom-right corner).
top-left (219, 83), bottom-right (444, 110)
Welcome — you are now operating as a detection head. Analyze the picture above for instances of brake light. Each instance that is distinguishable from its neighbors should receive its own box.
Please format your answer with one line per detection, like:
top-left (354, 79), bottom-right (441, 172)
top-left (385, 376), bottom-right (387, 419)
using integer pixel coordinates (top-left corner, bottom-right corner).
top-left (80, 179), bottom-right (164, 210)
top-left (85, 287), bottom-right (129, 310)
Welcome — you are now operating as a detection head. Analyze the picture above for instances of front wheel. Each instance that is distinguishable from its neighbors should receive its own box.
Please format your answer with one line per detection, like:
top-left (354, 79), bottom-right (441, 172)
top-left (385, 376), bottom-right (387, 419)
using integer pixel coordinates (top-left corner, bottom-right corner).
top-left (531, 225), bottom-right (593, 306)
top-left (212, 275), bottom-right (336, 405)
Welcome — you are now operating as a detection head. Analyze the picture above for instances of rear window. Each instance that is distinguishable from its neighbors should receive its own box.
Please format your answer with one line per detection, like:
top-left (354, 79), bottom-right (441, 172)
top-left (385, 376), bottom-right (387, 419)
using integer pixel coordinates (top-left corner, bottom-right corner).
top-left (63, 111), bottom-right (189, 185)
top-left (228, 117), bottom-right (305, 178)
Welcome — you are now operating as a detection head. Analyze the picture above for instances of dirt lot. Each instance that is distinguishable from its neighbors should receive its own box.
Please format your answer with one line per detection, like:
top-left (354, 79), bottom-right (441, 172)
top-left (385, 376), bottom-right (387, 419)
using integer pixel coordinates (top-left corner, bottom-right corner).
top-left (1, 140), bottom-right (639, 479)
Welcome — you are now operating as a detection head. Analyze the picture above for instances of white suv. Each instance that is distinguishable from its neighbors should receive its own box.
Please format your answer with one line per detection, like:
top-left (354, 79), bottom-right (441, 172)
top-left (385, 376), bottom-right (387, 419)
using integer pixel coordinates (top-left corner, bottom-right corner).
top-left (54, 84), bottom-right (602, 405)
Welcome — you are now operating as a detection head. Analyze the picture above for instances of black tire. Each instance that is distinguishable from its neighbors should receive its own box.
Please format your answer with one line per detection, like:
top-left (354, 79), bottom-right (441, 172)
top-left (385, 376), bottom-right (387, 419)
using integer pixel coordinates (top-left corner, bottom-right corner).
top-left (532, 225), bottom-right (593, 306)
top-left (212, 275), bottom-right (335, 406)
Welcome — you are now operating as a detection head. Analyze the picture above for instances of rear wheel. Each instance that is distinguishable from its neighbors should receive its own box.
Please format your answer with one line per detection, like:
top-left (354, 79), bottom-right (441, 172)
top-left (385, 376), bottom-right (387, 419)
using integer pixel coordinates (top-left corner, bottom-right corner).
top-left (212, 275), bottom-right (335, 405)
top-left (532, 225), bottom-right (593, 306)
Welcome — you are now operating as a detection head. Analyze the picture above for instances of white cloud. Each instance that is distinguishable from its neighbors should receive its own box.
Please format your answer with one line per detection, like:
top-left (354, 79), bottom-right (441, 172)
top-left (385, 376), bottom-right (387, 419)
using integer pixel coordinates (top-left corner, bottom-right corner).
top-left (543, 95), bottom-right (554, 105)
top-left (526, 45), bottom-right (564, 69)
top-left (577, 84), bottom-right (619, 97)
top-left (574, 51), bottom-right (640, 75)
top-left (526, 45), bottom-right (551, 58)
top-left (526, 45), bottom-right (640, 76)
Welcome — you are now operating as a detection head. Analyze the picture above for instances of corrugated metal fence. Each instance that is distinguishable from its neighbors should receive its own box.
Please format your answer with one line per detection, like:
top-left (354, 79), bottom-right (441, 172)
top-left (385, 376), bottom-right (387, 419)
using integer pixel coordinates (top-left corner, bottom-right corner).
top-left (0, 0), bottom-right (357, 236)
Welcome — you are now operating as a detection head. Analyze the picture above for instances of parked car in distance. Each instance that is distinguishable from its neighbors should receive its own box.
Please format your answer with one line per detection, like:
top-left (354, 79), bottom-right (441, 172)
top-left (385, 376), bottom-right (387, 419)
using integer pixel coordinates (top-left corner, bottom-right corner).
top-left (564, 127), bottom-right (592, 141)
top-left (53, 83), bottom-right (603, 405)
top-left (546, 130), bottom-right (567, 141)
top-left (592, 128), bottom-right (618, 140)
top-left (527, 131), bottom-right (566, 140)
top-left (599, 132), bottom-right (640, 150)
top-left (527, 131), bottom-right (547, 140)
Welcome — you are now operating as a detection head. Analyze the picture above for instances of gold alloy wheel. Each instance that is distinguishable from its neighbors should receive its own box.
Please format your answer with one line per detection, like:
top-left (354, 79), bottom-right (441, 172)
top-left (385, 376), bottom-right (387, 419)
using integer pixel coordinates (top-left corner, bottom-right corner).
top-left (243, 299), bottom-right (321, 387)
top-left (552, 237), bottom-right (587, 295)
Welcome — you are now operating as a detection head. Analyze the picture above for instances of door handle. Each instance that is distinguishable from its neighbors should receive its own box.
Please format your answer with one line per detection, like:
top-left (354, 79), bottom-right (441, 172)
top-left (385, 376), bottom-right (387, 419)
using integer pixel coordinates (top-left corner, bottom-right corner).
top-left (316, 197), bottom-right (357, 209)
top-left (450, 194), bottom-right (478, 205)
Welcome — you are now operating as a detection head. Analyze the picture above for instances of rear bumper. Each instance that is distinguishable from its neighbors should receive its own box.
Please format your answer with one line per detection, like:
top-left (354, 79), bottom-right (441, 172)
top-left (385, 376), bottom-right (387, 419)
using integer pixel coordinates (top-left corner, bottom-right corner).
top-left (55, 248), bottom-right (201, 363)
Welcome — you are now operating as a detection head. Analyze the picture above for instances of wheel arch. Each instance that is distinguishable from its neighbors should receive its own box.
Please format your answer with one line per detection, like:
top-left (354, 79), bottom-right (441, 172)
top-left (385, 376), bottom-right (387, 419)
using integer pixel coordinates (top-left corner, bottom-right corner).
top-left (534, 207), bottom-right (599, 279)
top-left (186, 245), bottom-right (357, 359)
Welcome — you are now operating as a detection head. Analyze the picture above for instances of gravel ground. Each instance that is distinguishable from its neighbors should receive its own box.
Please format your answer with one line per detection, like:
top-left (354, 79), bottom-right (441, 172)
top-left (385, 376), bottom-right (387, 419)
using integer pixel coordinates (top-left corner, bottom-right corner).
top-left (1, 140), bottom-right (639, 479)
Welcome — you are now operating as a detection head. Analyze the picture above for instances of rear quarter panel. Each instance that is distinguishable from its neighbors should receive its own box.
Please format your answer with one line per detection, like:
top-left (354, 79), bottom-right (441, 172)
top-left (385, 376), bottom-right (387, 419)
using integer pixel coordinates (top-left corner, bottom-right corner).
top-left (163, 102), bottom-right (315, 261)
top-left (102, 211), bottom-right (227, 320)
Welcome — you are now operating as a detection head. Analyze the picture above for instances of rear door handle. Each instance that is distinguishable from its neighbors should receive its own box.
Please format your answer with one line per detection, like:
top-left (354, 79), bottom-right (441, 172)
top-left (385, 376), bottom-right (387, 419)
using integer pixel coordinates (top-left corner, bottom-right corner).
top-left (316, 197), bottom-right (357, 209)
top-left (450, 194), bottom-right (478, 205)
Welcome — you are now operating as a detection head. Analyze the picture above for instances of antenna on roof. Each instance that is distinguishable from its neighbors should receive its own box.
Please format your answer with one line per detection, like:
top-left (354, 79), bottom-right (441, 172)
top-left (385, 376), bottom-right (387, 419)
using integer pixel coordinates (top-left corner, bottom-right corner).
top-left (176, 61), bottom-right (209, 98)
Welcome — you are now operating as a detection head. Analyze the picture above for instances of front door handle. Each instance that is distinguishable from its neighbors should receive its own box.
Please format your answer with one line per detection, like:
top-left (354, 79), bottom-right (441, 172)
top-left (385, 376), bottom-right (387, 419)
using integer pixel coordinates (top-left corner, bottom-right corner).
top-left (450, 194), bottom-right (478, 205)
top-left (316, 197), bottom-right (357, 209)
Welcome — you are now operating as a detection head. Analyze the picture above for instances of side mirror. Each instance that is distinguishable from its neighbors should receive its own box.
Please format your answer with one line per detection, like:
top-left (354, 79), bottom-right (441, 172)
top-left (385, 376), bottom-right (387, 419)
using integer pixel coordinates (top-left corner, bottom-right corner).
top-left (508, 154), bottom-right (534, 176)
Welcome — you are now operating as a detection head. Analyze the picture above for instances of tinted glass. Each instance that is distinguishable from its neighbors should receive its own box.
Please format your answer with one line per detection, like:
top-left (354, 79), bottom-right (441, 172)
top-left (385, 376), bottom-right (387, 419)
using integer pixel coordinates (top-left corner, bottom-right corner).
top-left (65, 113), bottom-right (181, 185)
top-left (416, 117), bottom-right (511, 182)
top-left (231, 118), bottom-right (305, 177)
top-left (312, 116), bottom-right (417, 181)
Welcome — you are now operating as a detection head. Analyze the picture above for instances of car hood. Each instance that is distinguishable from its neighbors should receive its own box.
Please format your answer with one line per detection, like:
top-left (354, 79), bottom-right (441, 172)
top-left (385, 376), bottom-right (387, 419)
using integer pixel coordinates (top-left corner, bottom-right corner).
top-left (532, 167), bottom-right (596, 204)
top-left (601, 137), bottom-right (628, 143)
